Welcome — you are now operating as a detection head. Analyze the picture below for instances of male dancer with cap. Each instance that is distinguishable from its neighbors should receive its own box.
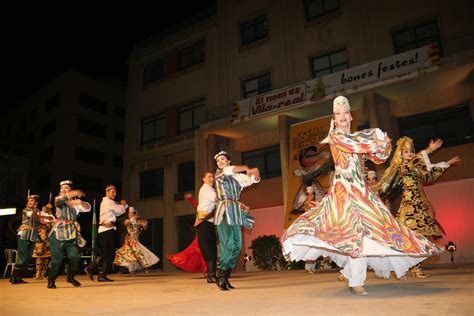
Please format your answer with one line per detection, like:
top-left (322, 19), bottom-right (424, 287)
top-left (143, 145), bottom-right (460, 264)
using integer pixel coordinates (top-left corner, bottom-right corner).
top-left (86, 184), bottom-right (127, 282)
top-left (194, 171), bottom-right (218, 283)
top-left (213, 151), bottom-right (260, 290)
top-left (48, 180), bottom-right (91, 289)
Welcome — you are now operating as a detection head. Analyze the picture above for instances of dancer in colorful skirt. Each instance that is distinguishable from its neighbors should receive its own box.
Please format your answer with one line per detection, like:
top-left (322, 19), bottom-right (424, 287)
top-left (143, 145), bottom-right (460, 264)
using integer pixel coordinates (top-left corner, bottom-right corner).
top-left (282, 96), bottom-right (443, 296)
top-left (114, 207), bottom-right (159, 276)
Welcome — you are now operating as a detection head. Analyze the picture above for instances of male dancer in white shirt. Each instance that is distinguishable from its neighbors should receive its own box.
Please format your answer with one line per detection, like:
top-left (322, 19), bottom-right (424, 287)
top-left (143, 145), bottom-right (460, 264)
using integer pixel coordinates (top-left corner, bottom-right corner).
top-left (85, 184), bottom-right (127, 282)
top-left (194, 171), bottom-right (217, 283)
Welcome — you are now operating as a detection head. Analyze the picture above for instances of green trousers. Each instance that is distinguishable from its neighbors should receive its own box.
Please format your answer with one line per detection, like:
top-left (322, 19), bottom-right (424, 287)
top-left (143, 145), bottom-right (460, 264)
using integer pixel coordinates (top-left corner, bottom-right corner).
top-left (48, 234), bottom-right (80, 279)
top-left (13, 237), bottom-right (35, 276)
top-left (216, 216), bottom-right (242, 270)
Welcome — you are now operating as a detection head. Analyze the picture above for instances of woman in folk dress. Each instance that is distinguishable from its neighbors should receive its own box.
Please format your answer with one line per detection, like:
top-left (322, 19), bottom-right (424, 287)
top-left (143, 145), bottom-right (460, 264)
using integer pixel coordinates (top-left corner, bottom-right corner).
top-left (377, 136), bottom-right (460, 277)
top-left (282, 96), bottom-right (443, 296)
top-left (114, 207), bottom-right (159, 276)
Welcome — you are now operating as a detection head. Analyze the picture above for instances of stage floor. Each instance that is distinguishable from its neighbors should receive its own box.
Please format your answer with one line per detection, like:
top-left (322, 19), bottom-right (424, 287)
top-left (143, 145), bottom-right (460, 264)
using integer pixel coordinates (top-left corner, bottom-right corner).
top-left (1, 263), bottom-right (473, 315)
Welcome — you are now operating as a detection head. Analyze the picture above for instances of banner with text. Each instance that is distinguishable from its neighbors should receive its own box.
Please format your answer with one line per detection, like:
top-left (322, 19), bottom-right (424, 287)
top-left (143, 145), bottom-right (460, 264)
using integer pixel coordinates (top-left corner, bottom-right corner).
top-left (232, 44), bottom-right (440, 121)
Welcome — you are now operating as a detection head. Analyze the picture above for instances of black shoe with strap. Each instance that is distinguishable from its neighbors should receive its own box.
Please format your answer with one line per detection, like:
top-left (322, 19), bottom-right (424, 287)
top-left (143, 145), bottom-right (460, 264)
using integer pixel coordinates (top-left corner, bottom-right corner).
top-left (67, 277), bottom-right (82, 287)
top-left (47, 279), bottom-right (57, 289)
top-left (97, 275), bottom-right (114, 282)
top-left (18, 278), bottom-right (28, 284)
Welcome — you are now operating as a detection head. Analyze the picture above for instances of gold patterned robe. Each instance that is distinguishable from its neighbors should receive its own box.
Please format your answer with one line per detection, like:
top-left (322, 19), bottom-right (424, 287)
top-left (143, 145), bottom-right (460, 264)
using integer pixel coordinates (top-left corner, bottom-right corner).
top-left (396, 151), bottom-right (447, 238)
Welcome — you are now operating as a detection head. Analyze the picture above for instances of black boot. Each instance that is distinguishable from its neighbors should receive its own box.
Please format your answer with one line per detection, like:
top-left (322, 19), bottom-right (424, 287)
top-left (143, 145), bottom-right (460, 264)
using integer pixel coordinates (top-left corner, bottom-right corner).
top-left (206, 261), bottom-right (217, 283)
top-left (225, 269), bottom-right (235, 289)
top-left (47, 278), bottom-right (57, 289)
top-left (216, 269), bottom-right (229, 291)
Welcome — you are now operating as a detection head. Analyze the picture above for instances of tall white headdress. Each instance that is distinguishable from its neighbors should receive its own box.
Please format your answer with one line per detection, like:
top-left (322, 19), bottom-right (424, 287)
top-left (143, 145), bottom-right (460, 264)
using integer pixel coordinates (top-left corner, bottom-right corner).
top-left (320, 96), bottom-right (351, 144)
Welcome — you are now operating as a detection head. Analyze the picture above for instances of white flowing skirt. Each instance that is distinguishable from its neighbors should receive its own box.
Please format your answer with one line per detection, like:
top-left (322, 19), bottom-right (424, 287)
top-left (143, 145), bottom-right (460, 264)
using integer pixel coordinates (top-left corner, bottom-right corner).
top-left (116, 241), bottom-right (160, 269)
top-left (283, 234), bottom-right (426, 279)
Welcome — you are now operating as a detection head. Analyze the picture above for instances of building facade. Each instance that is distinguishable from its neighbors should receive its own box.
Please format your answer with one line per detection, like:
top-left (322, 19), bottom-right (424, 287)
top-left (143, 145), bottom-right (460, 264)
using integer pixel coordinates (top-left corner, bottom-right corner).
top-left (0, 69), bottom-right (126, 245)
top-left (125, 0), bottom-right (474, 270)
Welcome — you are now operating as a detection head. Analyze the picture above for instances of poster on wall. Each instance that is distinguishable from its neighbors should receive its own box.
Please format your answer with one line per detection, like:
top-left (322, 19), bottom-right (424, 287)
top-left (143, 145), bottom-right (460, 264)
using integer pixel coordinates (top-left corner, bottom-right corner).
top-left (284, 113), bottom-right (357, 228)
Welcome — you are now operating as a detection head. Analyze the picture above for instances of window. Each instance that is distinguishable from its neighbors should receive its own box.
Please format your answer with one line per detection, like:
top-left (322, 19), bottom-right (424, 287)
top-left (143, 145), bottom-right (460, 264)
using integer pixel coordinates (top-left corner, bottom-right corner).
top-left (114, 129), bottom-right (124, 143)
top-left (242, 73), bottom-right (272, 98)
top-left (75, 146), bottom-right (105, 165)
top-left (178, 161), bottom-right (195, 193)
top-left (178, 41), bottom-right (205, 70)
top-left (143, 58), bottom-right (167, 85)
top-left (113, 154), bottom-right (123, 168)
top-left (311, 49), bottom-right (348, 78)
top-left (45, 94), bottom-right (59, 112)
top-left (140, 168), bottom-right (164, 198)
top-left (39, 146), bottom-right (54, 164)
top-left (79, 93), bottom-right (108, 114)
top-left (304, 0), bottom-right (340, 21)
top-left (41, 119), bottom-right (56, 137)
top-left (398, 103), bottom-right (473, 150)
top-left (242, 145), bottom-right (281, 179)
top-left (115, 106), bottom-right (126, 119)
top-left (141, 114), bottom-right (165, 144)
top-left (74, 173), bottom-right (103, 193)
top-left (241, 15), bottom-right (268, 46)
top-left (178, 100), bottom-right (205, 135)
top-left (393, 20), bottom-right (442, 54)
top-left (77, 119), bottom-right (106, 139)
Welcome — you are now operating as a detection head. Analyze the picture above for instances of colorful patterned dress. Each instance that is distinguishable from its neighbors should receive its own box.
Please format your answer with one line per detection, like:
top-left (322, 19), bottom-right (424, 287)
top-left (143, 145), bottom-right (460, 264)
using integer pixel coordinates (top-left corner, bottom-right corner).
top-left (114, 219), bottom-right (159, 272)
top-left (396, 151), bottom-right (449, 238)
top-left (282, 129), bottom-right (443, 278)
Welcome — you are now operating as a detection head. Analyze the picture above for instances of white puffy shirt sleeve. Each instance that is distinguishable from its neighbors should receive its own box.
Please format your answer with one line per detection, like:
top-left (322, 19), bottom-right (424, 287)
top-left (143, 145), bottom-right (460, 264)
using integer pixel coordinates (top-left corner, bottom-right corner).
top-left (421, 150), bottom-right (450, 171)
top-left (103, 198), bottom-right (127, 216)
top-left (74, 202), bottom-right (91, 214)
top-left (223, 166), bottom-right (260, 188)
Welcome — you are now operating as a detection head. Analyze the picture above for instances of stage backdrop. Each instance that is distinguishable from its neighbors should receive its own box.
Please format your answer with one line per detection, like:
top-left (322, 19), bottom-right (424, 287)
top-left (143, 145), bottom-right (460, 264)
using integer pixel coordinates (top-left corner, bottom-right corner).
top-left (423, 178), bottom-right (474, 264)
top-left (284, 114), bottom-right (357, 228)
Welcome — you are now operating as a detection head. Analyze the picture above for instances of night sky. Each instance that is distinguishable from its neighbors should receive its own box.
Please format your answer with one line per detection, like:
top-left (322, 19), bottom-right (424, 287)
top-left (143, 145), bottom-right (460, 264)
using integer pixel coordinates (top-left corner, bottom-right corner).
top-left (5, 1), bottom-right (216, 114)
